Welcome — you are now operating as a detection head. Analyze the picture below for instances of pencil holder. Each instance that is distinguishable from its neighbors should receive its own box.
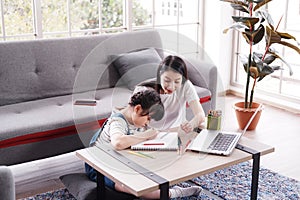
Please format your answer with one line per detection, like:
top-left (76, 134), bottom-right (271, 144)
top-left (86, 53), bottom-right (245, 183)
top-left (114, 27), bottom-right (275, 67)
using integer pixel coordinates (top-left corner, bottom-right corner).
top-left (207, 110), bottom-right (222, 130)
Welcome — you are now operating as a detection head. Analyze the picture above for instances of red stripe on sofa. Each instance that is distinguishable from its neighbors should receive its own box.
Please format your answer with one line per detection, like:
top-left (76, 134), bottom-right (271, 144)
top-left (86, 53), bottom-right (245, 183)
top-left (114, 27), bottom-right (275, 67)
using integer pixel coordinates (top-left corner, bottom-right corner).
top-left (0, 118), bottom-right (107, 149)
top-left (199, 96), bottom-right (211, 104)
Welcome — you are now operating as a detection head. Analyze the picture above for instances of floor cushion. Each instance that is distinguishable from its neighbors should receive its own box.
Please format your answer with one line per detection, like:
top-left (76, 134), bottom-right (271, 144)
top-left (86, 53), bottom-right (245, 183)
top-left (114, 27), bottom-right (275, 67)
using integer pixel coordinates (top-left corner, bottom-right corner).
top-left (59, 173), bottom-right (137, 200)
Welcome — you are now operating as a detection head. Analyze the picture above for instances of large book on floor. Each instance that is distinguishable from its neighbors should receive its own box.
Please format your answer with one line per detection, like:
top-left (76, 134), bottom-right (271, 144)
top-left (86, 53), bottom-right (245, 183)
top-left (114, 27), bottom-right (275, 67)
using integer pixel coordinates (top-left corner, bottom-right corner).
top-left (131, 132), bottom-right (178, 151)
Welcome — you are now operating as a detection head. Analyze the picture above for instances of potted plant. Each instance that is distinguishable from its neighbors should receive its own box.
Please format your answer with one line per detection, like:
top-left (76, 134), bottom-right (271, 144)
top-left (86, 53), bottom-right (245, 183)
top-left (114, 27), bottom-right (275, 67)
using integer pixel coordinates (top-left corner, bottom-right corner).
top-left (221, 0), bottom-right (300, 130)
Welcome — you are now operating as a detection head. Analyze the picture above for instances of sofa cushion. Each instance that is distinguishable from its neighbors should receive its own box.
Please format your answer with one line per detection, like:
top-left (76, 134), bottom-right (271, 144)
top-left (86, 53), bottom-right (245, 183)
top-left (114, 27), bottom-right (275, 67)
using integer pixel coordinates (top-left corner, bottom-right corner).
top-left (111, 48), bottom-right (162, 90)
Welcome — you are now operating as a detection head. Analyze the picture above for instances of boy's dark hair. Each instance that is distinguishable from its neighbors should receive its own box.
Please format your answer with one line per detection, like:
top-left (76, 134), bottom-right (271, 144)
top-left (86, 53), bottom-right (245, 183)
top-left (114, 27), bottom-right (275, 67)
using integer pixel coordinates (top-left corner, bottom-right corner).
top-left (129, 90), bottom-right (164, 121)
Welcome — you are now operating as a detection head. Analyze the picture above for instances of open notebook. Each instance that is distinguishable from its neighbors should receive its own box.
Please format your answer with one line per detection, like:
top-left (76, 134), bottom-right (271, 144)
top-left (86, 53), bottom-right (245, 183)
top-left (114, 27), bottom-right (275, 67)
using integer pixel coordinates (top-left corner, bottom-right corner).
top-left (131, 132), bottom-right (179, 151)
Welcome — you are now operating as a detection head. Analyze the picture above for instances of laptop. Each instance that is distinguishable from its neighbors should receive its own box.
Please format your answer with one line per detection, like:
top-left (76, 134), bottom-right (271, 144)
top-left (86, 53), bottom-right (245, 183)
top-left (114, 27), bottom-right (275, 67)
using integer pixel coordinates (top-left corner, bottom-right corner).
top-left (187, 104), bottom-right (262, 156)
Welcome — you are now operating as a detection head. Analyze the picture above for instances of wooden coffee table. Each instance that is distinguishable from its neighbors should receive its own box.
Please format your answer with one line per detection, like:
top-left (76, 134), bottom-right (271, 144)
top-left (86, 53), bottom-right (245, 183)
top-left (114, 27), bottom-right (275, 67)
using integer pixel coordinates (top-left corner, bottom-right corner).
top-left (76, 137), bottom-right (274, 200)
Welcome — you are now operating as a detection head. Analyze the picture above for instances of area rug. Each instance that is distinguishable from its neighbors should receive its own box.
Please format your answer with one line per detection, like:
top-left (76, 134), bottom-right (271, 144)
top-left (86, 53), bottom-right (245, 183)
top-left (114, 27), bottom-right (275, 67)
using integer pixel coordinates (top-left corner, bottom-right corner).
top-left (21, 161), bottom-right (300, 200)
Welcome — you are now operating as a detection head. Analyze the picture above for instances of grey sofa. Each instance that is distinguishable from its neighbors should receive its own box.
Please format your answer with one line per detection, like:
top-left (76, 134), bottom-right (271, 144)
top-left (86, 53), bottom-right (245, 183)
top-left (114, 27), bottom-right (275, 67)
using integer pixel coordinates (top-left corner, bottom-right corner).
top-left (0, 166), bottom-right (15, 200)
top-left (0, 30), bottom-right (217, 165)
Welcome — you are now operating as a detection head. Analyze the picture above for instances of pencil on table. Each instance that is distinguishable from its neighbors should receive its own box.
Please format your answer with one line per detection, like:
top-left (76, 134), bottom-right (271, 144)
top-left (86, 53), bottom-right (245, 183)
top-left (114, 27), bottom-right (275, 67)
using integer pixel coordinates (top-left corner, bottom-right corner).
top-left (128, 150), bottom-right (148, 158)
top-left (136, 151), bottom-right (155, 159)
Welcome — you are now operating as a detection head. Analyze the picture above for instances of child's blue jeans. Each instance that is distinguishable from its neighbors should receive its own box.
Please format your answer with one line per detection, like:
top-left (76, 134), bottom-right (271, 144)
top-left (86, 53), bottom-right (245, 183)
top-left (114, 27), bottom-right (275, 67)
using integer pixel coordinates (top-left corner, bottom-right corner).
top-left (85, 163), bottom-right (115, 189)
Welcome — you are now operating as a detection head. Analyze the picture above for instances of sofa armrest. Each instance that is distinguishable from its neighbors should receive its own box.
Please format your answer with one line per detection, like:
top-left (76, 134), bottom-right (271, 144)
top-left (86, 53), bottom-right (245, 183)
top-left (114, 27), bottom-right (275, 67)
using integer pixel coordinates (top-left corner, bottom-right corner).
top-left (185, 58), bottom-right (218, 110)
top-left (0, 166), bottom-right (15, 200)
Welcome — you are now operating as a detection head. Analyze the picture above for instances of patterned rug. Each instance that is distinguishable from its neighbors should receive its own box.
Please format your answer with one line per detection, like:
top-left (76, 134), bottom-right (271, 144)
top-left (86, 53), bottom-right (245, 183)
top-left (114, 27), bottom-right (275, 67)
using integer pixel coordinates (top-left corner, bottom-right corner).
top-left (21, 161), bottom-right (300, 200)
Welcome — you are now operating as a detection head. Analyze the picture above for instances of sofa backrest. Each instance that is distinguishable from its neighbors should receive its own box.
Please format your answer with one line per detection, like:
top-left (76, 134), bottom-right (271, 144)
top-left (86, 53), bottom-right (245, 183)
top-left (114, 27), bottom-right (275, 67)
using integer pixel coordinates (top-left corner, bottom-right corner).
top-left (0, 30), bottom-right (163, 106)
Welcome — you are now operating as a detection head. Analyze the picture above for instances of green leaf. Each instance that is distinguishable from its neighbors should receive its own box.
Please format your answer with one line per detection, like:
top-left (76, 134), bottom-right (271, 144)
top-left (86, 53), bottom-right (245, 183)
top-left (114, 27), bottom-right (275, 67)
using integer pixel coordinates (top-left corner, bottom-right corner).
top-left (220, 0), bottom-right (248, 8)
top-left (231, 4), bottom-right (249, 13)
top-left (252, 24), bottom-right (265, 44)
top-left (253, 52), bottom-right (264, 59)
top-left (242, 32), bottom-right (251, 44)
top-left (265, 26), bottom-right (281, 44)
top-left (253, 0), bottom-right (273, 11)
top-left (276, 41), bottom-right (300, 55)
top-left (276, 31), bottom-right (297, 40)
top-left (263, 54), bottom-right (276, 64)
top-left (266, 50), bottom-right (294, 76)
top-left (266, 26), bottom-right (300, 55)
top-left (257, 10), bottom-right (274, 29)
top-left (232, 16), bottom-right (260, 28)
top-left (223, 23), bottom-right (248, 34)
top-left (252, 0), bottom-right (268, 3)
top-left (257, 64), bottom-right (280, 81)
top-left (242, 24), bottom-right (265, 45)
top-left (239, 54), bottom-right (249, 66)
top-left (252, 53), bottom-right (264, 72)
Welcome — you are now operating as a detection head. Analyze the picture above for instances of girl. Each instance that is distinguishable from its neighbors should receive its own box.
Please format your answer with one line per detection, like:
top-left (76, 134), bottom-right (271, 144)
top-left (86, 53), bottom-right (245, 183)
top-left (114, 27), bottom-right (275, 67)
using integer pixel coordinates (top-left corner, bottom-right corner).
top-left (136, 55), bottom-right (206, 133)
top-left (86, 89), bottom-right (202, 199)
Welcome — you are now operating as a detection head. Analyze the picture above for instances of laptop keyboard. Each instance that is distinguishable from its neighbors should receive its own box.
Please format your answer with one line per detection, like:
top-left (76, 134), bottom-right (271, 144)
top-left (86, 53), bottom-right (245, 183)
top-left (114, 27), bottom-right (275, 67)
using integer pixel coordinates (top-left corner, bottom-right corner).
top-left (208, 133), bottom-right (237, 151)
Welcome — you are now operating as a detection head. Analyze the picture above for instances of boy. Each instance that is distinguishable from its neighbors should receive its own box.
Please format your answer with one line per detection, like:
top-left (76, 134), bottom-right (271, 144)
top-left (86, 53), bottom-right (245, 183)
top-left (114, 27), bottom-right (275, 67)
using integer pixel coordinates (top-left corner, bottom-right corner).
top-left (86, 89), bottom-right (201, 199)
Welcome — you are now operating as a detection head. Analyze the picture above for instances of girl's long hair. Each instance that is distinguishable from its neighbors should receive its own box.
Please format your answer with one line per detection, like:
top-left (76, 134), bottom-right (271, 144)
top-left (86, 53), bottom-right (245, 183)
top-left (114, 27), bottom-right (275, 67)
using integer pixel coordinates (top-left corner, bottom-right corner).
top-left (139, 55), bottom-right (188, 93)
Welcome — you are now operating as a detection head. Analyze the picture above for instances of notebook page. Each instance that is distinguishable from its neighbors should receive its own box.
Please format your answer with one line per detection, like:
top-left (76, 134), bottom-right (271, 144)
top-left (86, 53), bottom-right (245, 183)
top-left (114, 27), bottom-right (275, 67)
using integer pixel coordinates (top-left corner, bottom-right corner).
top-left (131, 132), bottom-right (178, 151)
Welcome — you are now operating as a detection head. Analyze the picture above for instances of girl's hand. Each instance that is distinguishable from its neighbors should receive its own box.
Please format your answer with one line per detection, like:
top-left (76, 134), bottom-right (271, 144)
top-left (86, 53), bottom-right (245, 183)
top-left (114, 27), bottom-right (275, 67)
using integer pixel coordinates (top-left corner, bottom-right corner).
top-left (180, 121), bottom-right (193, 133)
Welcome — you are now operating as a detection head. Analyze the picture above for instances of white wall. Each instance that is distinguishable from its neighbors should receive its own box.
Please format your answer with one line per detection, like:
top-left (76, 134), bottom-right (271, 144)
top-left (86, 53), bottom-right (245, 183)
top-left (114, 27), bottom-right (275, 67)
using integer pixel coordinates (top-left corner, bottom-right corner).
top-left (202, 0), bottom-right (234, 93)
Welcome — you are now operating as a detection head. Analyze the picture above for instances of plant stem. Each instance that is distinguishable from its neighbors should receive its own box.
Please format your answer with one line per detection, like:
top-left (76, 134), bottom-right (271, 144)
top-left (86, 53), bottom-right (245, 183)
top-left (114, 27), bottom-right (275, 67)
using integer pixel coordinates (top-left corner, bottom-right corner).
top-left (245, 2), bottom-right (253, 109)
top-left (245, 53), bottom-right (251, 108)
top-left (249, 77), bottom-right (257, 108)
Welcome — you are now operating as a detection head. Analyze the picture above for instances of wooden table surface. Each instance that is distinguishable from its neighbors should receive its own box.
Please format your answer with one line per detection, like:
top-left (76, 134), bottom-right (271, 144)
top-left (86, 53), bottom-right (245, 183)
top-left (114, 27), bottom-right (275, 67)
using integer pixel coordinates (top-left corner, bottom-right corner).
top-left (76, 137), bottom-right (274, 197)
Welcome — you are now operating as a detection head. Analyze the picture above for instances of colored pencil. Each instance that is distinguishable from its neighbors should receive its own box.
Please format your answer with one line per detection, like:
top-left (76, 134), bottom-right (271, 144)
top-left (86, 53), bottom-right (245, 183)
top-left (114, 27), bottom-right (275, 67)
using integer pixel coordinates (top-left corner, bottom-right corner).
top-left (128, 150), bottom-right (148, 158)
top-left (136, 151), bottom-right (155, 159)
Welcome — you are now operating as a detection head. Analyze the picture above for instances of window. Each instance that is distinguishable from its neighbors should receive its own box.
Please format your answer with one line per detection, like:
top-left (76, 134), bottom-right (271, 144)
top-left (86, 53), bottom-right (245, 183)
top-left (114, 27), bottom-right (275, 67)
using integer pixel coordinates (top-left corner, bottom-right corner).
top-left (42, 0), bottom-right (68, 38)
top-left (0, 0), bottom-right (204, 75)
top-left (70, 0), bottom-right (99, 33)
top-left (1, 0), bottom-right (34, 40)
top-left (232, 0), bottom-right (300, 103)
top-left (1, 0), bottom-right (202, 39)
top-left (132, 0), bottom-right (152, 27)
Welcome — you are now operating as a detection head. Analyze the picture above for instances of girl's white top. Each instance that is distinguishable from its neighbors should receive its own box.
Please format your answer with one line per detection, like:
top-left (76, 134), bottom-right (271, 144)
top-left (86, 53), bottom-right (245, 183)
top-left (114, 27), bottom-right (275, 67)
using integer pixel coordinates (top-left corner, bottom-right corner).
top-left (134, 80), bottom-right (199, 130)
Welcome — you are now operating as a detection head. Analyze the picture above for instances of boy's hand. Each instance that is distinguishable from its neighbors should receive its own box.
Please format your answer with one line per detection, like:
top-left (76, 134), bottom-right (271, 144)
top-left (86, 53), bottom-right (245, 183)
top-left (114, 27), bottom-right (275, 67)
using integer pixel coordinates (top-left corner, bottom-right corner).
top-left (143, 128), bottom-right (158, 140)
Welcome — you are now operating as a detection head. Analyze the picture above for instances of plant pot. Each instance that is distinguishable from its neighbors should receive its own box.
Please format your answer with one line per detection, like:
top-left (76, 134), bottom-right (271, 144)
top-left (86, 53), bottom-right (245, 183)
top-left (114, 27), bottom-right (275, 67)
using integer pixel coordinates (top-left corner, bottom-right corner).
top-left (233, 102), bottom-right (263, 130)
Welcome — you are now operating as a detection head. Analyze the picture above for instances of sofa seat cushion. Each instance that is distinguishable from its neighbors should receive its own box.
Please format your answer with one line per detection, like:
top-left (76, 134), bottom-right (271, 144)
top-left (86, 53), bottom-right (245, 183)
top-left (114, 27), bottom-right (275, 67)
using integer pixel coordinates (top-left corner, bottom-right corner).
top-left (0, 87), bottom-right (132, 149)
top-left (0, 85), bottom-right (210, 148)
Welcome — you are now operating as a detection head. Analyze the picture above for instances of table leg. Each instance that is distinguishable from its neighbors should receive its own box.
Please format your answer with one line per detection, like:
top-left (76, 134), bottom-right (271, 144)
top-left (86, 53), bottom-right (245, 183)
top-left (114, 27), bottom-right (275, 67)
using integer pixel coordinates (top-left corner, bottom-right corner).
top-left (159, 182), bottom-right (169, 200)
top-left (251, 152), bottom-right (260, 200)
top-left (96, 171), bottom-right (105, 199)
top-left (236, 144), bottom-right (261, 200)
